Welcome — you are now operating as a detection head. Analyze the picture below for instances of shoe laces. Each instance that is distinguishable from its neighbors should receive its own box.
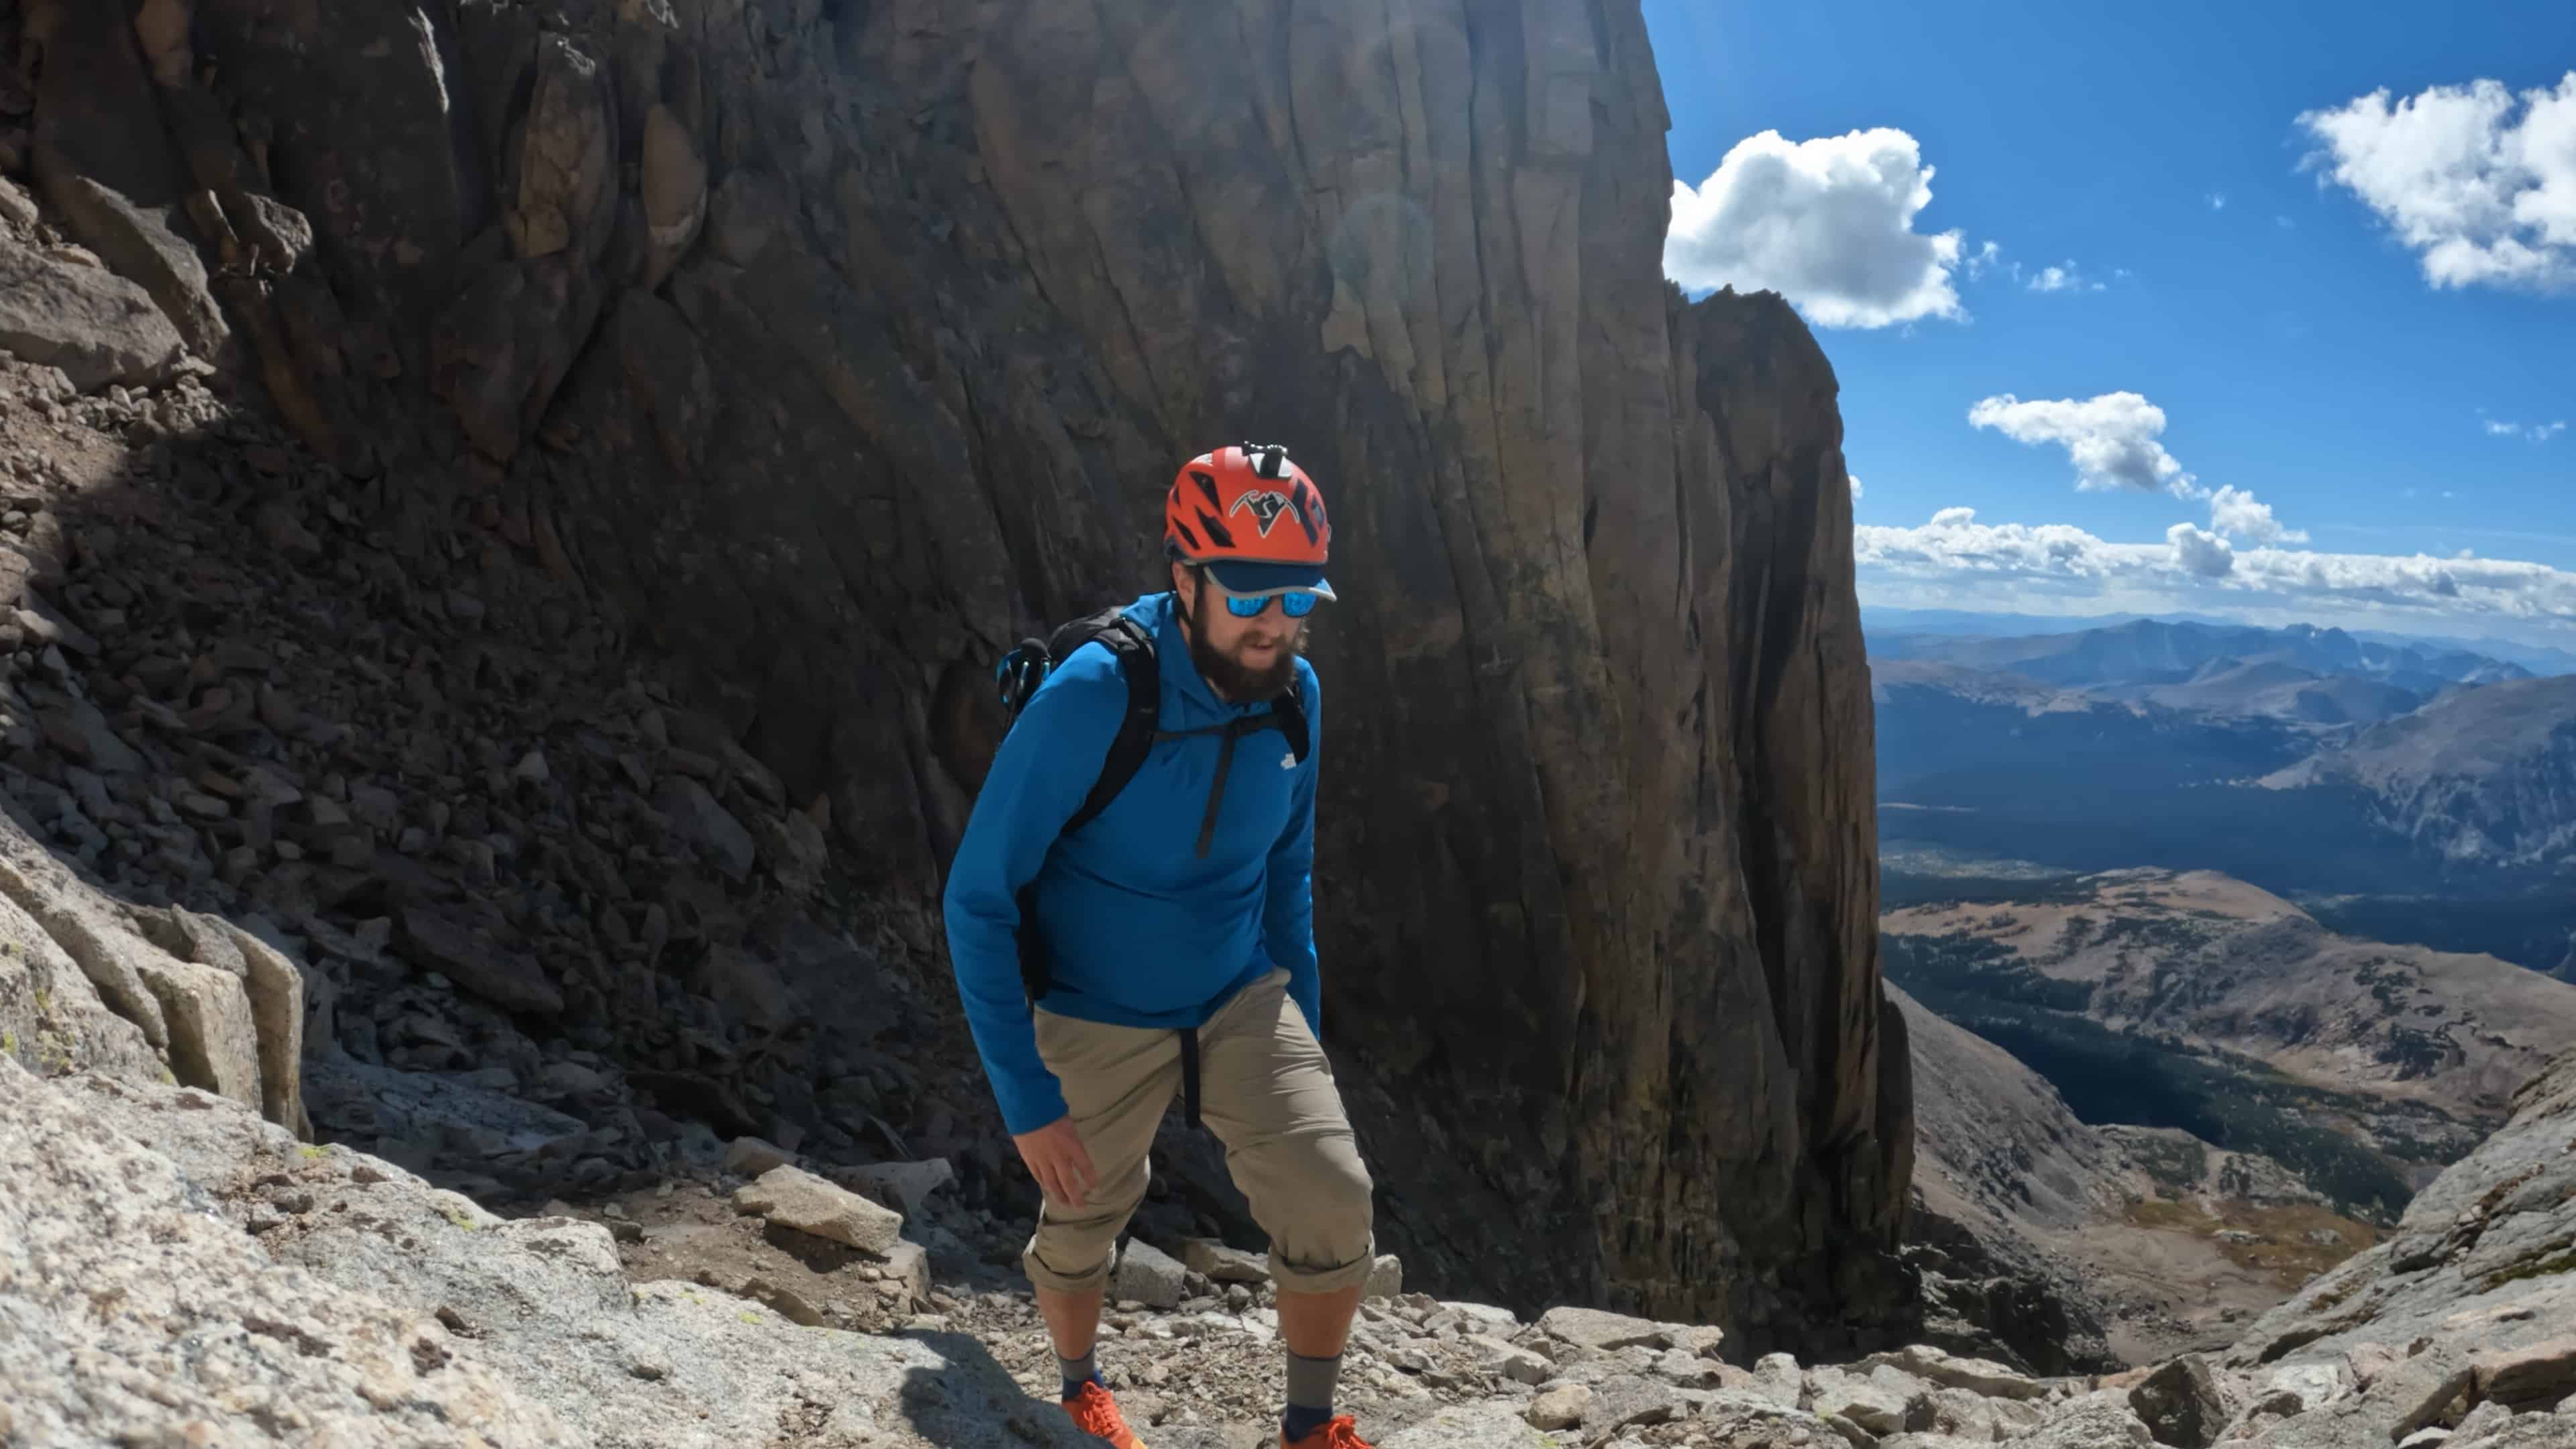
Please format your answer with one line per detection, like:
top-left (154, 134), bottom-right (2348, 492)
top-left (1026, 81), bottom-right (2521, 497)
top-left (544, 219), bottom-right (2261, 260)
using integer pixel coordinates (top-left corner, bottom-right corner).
top-left (1064, 1383), bottom-right (1134, 1437)
top-left (1299, 1415), bottom-right (1374, 1449)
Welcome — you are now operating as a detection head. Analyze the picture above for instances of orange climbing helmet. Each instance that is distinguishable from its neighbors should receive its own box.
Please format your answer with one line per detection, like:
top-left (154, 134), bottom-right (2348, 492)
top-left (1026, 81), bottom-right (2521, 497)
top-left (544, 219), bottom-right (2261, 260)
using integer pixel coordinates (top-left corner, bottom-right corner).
top-left (1163, 442), bottom-right (1336, 600)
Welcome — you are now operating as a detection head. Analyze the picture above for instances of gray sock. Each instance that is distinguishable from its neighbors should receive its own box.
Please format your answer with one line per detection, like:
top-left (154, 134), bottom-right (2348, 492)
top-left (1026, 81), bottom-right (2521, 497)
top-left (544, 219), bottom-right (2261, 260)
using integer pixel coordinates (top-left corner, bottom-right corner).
top-left (1059, 1346), bottom-right (1099, 1399)
top-left (1283, 1351), bottom-right (1343, 1438)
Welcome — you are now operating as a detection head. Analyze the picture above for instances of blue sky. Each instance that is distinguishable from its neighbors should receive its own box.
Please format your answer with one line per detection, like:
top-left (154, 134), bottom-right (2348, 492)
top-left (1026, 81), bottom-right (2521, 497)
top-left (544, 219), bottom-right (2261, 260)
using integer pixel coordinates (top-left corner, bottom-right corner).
top-left (1641, 1), bottom-right (2576, 645)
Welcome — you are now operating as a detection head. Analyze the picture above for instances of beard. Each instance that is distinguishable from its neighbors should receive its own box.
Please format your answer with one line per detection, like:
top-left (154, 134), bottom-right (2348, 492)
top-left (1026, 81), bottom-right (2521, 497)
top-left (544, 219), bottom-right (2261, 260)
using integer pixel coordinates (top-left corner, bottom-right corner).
top-left (1183, 587), bottom-right (1305, 702)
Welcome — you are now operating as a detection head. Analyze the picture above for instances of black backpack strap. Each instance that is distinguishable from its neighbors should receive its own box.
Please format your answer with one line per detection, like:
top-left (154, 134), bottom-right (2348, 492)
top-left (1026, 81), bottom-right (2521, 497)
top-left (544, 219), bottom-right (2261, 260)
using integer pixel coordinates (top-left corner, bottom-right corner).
top-left (1008, 608), bottom-right (1159, 1006)
top-left (1060, 612), bottom-right (1159, 837)
top-left (1273, 680), bottom-right (1311, 765)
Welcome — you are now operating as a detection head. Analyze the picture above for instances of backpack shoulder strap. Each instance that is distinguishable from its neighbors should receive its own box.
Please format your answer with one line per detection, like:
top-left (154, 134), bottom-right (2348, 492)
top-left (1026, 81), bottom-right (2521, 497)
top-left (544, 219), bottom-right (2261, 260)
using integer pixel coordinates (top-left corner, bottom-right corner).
top-left (1061, 611), bottom-right (1159, 836)
top-left (1271, 677), bottom-right (1311, 764)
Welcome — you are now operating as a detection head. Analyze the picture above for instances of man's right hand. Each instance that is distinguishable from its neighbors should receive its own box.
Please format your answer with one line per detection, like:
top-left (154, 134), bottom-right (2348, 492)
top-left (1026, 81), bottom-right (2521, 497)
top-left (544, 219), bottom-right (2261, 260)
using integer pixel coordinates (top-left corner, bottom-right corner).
top-left (1012, 1115), bottom-right (1097, 1208)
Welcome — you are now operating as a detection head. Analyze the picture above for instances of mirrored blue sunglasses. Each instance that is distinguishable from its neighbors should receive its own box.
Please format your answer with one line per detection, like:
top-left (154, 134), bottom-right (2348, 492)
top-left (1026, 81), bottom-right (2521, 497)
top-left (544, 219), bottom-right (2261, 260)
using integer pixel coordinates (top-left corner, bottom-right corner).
top-left (1223, 589), bottom-right (1320, 619)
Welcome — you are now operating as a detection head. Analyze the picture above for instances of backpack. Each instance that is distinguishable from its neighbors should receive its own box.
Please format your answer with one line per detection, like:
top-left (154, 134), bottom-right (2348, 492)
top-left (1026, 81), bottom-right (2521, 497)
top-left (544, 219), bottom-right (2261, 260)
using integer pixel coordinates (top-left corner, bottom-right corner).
top-left (991, 602), bottom-right (1310, 1004)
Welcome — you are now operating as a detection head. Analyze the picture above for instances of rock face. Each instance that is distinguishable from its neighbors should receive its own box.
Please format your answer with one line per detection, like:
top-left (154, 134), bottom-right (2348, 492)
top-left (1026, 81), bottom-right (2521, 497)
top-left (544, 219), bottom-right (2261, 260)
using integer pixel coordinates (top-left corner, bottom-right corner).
top-left (0, 1056), bottom-right (576, 1448)
top-left (2214, 1044), bottom-right (2576, 1444)
top-left (3, 0), bottom-right (1907, 1348)
top-left (1895, 981), bottom-right (2122, 1373)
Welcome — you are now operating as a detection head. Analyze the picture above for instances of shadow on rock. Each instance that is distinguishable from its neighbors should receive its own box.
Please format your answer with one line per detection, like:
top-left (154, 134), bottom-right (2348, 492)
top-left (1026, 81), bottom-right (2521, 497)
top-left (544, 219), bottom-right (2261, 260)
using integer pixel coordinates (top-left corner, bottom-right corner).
top-left (888, 1330), bottom-right (1097, 1448)
top-left (890, 1329), bottom-right (1265, 1449)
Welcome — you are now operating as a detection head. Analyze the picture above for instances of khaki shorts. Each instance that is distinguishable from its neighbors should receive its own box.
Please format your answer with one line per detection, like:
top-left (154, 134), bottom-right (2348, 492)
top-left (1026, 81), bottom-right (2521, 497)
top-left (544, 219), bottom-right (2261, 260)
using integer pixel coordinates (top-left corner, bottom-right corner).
top-left (1024, 968), bottom-right (1375, 1295)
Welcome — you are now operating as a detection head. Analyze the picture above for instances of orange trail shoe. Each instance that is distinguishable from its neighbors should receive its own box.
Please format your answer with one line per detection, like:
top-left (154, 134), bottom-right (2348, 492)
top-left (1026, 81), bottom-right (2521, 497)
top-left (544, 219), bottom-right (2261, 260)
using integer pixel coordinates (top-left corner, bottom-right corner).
top-left (1061, 1381), bottom-right (1148, 1448)
top-left (1281, 1414), bottom-right (1377, 1449)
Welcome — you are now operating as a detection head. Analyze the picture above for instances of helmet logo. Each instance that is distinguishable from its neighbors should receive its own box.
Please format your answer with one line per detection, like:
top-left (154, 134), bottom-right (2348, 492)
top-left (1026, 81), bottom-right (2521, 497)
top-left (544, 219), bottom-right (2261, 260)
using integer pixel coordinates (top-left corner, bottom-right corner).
top-left (1229, 489), bottom-right (1293, 536)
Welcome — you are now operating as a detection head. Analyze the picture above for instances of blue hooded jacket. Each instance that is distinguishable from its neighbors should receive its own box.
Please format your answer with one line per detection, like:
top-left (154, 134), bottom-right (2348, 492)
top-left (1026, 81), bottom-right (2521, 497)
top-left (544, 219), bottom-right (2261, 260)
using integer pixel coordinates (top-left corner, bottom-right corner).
top-left (941, 590), bottom-right (1321, 1135)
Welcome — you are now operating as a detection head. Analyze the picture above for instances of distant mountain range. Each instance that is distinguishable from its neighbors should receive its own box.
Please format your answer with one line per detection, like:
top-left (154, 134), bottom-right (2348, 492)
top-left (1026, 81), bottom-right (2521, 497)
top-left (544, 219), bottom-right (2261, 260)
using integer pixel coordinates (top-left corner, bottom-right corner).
top-left (1868, 616), bottom-right (2576, 975)
top-left (1877, 614), bottom-right (2576, 1361)
top-left (2262, 675), bottom-right (2576, 873)
top-left (1865, 606), bottom-right (2233, 638)
top-left (1872, 619), bottom-right (2528, 724)
top-left (2345, 628), bottom-right (2576, 680)
top-left (1861, 608), bottom-right (2576, 678)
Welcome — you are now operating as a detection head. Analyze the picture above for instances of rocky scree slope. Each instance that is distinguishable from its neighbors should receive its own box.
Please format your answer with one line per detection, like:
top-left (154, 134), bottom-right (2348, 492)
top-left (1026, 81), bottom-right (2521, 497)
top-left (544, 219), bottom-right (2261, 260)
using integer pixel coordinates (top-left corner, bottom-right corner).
top-left (0, 343), bottom-right (1002, 1211)
top-left (12, 1000), bottom-right (2576, 1447)
top-left (1898, 984), bottom-right (2386, 1372)
top-left (1896, 981), bottom-right (2122, 1373)
top-left (2204, 1043), bottom-right (2576, 1447)
top-left (0, 0), bottom-right (1907, 1348)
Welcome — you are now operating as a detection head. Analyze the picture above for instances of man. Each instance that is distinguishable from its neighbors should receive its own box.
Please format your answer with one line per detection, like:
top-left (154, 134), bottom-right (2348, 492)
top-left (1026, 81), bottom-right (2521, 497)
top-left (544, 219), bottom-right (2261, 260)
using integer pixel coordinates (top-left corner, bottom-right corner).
top-left (943, 443), bottom-right (1380, 1449)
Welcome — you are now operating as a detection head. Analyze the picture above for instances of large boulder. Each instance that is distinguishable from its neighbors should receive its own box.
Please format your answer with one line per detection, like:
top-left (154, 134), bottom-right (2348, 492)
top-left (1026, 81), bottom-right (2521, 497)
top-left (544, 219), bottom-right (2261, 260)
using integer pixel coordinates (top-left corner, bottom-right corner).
top-left (2475, 1336), bottom-right (2576, 1415)
top-left (1863, 1343), bottom-right (2051, 1402)
top-left (1538, 1305), bottom-right (1675, 1352)
top-left (0, 820), bottom-right (301, 1135)
top-left (0, 869), bottom-right (160, 1083)
top-left (1112, 1237), bottom-right (1187, 1311)
top-left (735, 1164), bottom-right (904, 1255)
top-left (21, 0), bottom-right (230, 358)
top-left (2129, 1355), bottom-right (2228, 1449)
top-left (0, 237), bottom-right (185, 389)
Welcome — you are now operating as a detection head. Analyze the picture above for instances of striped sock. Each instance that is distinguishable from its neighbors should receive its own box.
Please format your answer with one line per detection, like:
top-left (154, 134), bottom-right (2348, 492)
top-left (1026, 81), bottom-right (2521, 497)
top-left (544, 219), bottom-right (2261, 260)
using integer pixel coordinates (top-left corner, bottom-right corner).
top-left (1283, 1350), bottom-right (1343, 1440)
top-left (1059, 1347), bottom-right (1101, 1400)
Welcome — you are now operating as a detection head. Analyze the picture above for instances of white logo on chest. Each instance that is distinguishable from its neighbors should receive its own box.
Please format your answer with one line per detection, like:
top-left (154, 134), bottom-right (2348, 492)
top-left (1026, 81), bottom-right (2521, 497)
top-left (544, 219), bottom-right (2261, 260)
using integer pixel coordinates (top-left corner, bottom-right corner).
top-left (1280, 751), bottom-right (1297, 769)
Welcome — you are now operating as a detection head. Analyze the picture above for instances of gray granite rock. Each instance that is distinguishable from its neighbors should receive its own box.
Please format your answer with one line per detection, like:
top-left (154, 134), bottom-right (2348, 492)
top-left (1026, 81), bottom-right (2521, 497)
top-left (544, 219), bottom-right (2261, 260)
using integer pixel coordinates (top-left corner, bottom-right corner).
top-left (1114, 1237), bottom-right (1187, 1311)
top-left (736, 1164), bottom-right (905, 1254)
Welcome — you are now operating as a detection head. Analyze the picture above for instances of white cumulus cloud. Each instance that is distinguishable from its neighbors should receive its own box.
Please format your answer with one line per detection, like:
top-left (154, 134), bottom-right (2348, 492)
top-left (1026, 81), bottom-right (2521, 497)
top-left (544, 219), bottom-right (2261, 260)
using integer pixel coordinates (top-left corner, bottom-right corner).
top-left (2208, 191), bottom-right (2229, 211)
top-left (2207, 485), bottom-right (2309, 545)
top-left (1966, 391), bottom-right (2306, 543)
top-left (1968, 392), bottom-right (2196, 495)
top-left (1856, 508), bottom-right (2576, 628)
top-left (2296, 71), bottom-right (2576, 292)
top-left (1865, 508), bottom-right (2576, 626)
top-left (1666, 127), bottom-right (1967, 328)
top-left (2174, 518), bottom-right (2236, 575)
top-left (1849, 474), bottom-right (1865, 501)
top-left (2167, 523), bottom-right (2237, 578)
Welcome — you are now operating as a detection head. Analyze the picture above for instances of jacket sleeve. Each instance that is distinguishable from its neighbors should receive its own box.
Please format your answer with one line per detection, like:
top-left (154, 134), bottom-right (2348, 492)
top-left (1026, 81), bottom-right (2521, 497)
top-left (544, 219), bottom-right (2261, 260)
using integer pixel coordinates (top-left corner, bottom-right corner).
top-left (1263, 668), bottom-right (1322, 1038)
top-left (941, 653), bottom-right (1128, 1136)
